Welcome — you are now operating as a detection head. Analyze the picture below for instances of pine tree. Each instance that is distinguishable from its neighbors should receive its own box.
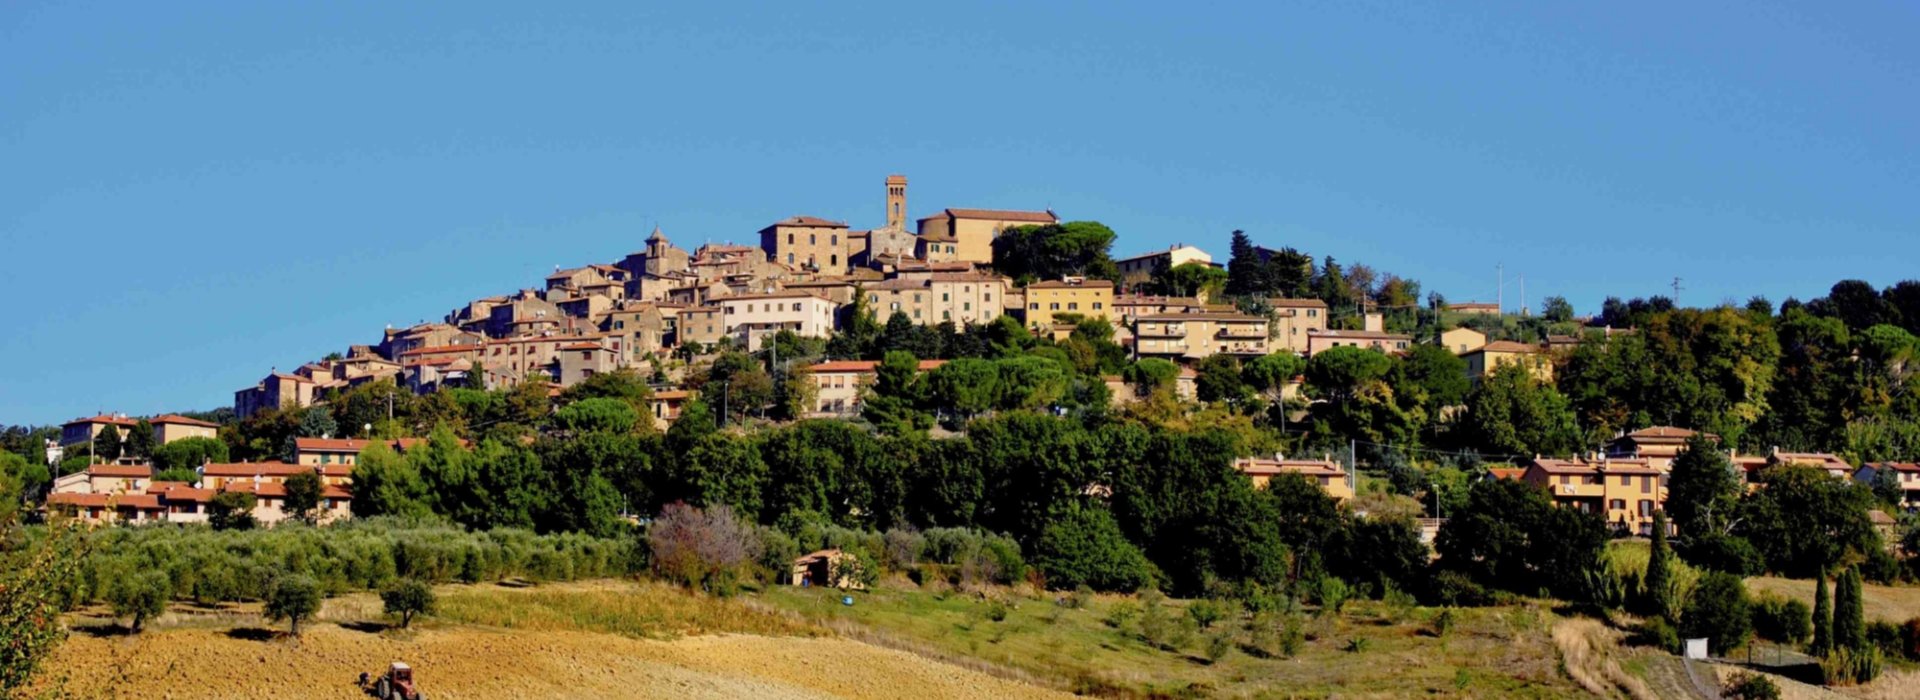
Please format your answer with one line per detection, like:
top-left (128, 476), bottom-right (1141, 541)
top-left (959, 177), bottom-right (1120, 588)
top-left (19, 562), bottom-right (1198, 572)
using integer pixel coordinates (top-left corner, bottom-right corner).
top-left (1646, 510), bottom-right (1675, 620)
top-left (95, 425), bottom-right (122, 462)
top-left (1811, 566), bottom-right (1832, 655)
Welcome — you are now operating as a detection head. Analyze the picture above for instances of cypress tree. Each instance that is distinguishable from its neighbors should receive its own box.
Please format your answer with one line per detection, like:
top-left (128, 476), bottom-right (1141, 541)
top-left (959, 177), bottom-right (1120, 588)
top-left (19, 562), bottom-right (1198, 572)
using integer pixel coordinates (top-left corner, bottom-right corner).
top-left (1834, 568), bottom-right (1866, 652)
top-left (1646, 510), bottom-right (1674, 620)
top-left (1811, 566), bottom-right (1832, 655)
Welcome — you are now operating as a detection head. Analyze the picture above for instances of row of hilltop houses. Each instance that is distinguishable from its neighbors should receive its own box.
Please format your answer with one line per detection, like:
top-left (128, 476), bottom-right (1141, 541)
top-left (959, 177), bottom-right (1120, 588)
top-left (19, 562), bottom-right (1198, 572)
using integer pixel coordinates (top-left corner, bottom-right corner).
top-left (229, 173), bottom-right (1556, 425)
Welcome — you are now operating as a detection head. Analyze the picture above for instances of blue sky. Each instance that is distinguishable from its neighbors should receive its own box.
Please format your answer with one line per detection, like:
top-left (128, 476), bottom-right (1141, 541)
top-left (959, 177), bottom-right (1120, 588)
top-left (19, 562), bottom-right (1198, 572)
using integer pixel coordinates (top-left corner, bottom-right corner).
top-left (3, 1), bottom-right (1916, 424)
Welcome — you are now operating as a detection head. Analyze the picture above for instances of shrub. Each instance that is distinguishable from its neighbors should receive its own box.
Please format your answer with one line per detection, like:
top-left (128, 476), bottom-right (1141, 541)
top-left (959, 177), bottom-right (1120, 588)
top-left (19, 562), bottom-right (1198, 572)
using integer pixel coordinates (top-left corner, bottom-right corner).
top-left (1066, 584), bottom-right (1093, 610)
top-left (1205, 632), bottom-right (1233, 663)
top-left (1343, 637), bottom-right (1371, 653)
top-left (1103, 601), bottom-right (1139, 629)
top-left (983, 600), bottom-right (1010, 623)
top-left (1630, 616), bottom-right (1681, 654)
top-left (1721, 671), bottom-right (1781, 700)
top-left (1751, 592), bottom-right (1811, 644)
top-left (645, 503), bottom-right (760, 595)
top-left (1679, 535), bottom-right (1764, 576)
top-left (1187, 599), bottom-right (1225, 629)
top-left (882, 527), bottom-right (926, 571)
top-left (1279, 613), bottom-right (1305, 657)
top-left (1313, 576), bottom-right (1350, 616)
top-left (380, 579), bottom-right (436, 629)
top-left (1819, 647), bottom-right (1883, 686)
top-left (1426, 569), bottom-right (1491, 607)
top-left (208, 491), bottom-right (257, 531)
top-left (1865, 620), bottom-right (1902, 660)
top-left (1432, 608), bottom-right (1457, 637)
top-left (1903, 617), bottom-right (1920, 662)
top-left (1680, 571), bottom-right (1751, 656)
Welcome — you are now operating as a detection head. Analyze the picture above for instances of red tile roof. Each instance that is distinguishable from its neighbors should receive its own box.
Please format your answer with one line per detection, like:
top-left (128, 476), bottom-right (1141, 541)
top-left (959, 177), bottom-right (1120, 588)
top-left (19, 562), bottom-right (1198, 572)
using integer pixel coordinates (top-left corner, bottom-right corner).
top-left (86, 464), bottom-right (153, 478)
top-left (1475, 340), bottom-right (1543, 354)
top-left (150, 414), bottom-right (219, 428)
top-left (64, 414), bottom-right (141, 428)
top-left (201, 461), bottom-right (313, 477)
top-left (765, 215), bottom-right (849, 228)
top-left (1027, 279), bottom-right (1116, 289)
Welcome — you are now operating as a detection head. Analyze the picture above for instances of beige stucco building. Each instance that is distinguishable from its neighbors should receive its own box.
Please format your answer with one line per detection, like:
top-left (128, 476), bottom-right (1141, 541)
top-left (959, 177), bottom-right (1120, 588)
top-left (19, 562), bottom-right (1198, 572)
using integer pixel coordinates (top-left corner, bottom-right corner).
top-left (864, 273), bottom-right (1007, 327)
top-left (1023, 277), bottom-right (1114, 330)
top-left (1114, 244), bottom-right (1214, 289)
top-left (916, 208), bottom-right (1058, 265)
top-left (1233, 455), bottom-right (1353, 501)
top-left (1268, 298), bottom-right (1329, 355)
top-left (1439, 327), bottom-right (1488, 354)
top-left (1133, 313), bottom-right (1270, 360)
top-left (718, 291), bottom-right (839, 351)
top-left (805, 359), bottom-right (946, 416)
top-left (1304, 329), bottom-right (1412, 357)
top-left (1463, 340), bottom-right (1553, 382)
top-left (1522, 457), bottom-right (1666, 536)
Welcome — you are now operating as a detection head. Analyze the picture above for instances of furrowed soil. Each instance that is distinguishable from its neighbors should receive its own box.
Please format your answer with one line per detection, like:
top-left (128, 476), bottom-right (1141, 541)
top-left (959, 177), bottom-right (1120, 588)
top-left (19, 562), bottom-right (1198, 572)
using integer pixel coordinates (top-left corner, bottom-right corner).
top-left (39, 581), bottom-right (1073, 700)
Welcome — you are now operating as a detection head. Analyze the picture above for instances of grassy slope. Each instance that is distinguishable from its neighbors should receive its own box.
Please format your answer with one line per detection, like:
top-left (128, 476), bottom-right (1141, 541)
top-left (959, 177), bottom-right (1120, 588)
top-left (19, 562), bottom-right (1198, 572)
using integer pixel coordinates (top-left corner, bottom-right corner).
top-left (757, 581), bottom-right (1584, 698)
top-left (1747, 575), bottom-right (1920, 626)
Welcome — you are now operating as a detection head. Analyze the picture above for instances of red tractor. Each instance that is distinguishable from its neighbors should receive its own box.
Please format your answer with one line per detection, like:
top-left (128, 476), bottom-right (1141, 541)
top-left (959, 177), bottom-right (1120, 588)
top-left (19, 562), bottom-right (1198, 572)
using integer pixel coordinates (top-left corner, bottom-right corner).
top-left (369, 662), bottom-right (423, 700)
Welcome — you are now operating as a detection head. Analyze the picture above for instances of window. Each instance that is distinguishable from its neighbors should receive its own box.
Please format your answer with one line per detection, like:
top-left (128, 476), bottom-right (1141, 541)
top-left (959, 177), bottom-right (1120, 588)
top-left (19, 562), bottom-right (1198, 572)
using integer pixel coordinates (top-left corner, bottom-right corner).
top-left (787, 253), bottom-right (795, 264)
top-left (943, 311), bottom-right (951, 320)
top-left (1308, 309), bottom-right (1318, 317)
top-left (792, 302), bottom-right (801, 312)
top-left (1050, 303), bottom-right (1060, 310)
top-left (890, 302), bottom-right (901, 311)
top-left (1068, 302), bottom-right (1079, 311)
top-left (1638, 500), bottom-right (1654, 516)
top-left (913, 293), bottom-right (921, 303)
top-left (830, 254), bottom-right (838, 266)
top-left (1609, 499), bottom-right (1626, 511)
top-left (870, 294), bottom-right (879, 304)
top-left (1618, 475), bottom-right (1630, 486)
top-left (1093, 302), bottom-right (1104, 310)
top-left (580, 351), bottom-right (591, 360)
top-left (963, 302), bottom-right (971, 311)
top-left (831, 234), bottom-right (838, 245)
top-left (985, 293), bottom-right (992, 302)
top-left (809, 234), bottom-right (816, 245)
top-left (1030, 303), bottom-right (1039, 310)
top-left (913, 310), bottom-right (922, 319)
top-left (1641, 476), bottom-right (1652, 494)
top-left (787, 233), bottom-right (794, 244)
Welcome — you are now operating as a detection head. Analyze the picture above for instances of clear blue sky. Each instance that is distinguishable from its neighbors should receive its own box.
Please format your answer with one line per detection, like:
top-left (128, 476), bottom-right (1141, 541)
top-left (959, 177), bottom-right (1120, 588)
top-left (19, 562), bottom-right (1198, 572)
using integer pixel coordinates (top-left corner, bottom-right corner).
top-left (3, 1), bottom-right (1916, 424)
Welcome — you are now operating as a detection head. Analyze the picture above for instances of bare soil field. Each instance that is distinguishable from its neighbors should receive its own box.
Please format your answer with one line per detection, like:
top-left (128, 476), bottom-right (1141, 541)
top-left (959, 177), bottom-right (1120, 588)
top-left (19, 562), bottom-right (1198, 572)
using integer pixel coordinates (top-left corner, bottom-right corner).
top-left (37, 582), bottom-right (1073, 700)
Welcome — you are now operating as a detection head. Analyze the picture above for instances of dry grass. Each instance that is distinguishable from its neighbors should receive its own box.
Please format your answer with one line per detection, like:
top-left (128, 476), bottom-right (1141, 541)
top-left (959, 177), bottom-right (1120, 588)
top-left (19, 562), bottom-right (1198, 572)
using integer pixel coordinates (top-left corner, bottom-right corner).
top-left (1747, 576), bottom-right (1920, 625)
top-left (1552, 617), bottom-right (1660, 699)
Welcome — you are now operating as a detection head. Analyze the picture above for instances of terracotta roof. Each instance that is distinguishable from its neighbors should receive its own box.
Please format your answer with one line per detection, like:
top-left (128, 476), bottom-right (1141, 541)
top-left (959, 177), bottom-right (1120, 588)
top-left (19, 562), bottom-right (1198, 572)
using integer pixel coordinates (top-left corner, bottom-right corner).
top-left (150, 485), bottom-right (215, 502)
top-left (918, 208), bottom-right (1057, 223)
top-left (1136, 312), bottom-right (1264, 322)
top-left (1488, 467), bottom-right (1527, 481)
top-left (201, 462), bottom-right (313, 477)
top-left (1624, 426), bottom-right (1696, 440)
top-left (48, 492), bottom-right (162, 509)
top-left (806, 359), bottom-right (948, 373)
top-left (64, 414), bottom-right (141, 428)
top-left (1867, 462), bottom-right (1920, 473)
top-left (1771, 452), bottom-right (1852, 470)
top-left (652, 390), bottom-right (692, 400)
top-left (1266, 298), bottom-right (1329, 308)
top-left (1526, 457), bottom-right (1661, 475)
top-left (720, 291), bottom-right (834, 303)
top-left (560, 343), bottom-right (605, 351)
top-left (1310, 329), bottom-right (1412, 341)
top-left (400, 345), bottom-right (480, 357)
top-left (86, 464), bottom-right (153, 478)
top-left (764, 215), bottom-right (848, 229)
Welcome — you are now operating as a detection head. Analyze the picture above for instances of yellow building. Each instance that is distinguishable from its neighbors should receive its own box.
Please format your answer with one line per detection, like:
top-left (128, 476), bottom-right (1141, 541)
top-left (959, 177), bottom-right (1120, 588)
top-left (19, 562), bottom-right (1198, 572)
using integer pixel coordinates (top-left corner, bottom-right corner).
top-left (1133, 313), bottom-right (1270, 360)
top-left (1024, 277), bottom-right (1114, 330)
top-left (1463, 340), bottom-right (1553, 382)
top-left (1233, 455), bottom-right (1353, 502)
top-left (1438, 327), bottom-right (1487, 354)
top-left (1521, 457), bottom-right (1666, 536)
top-left (1114, 244), bottom-right (1214, 289)
top-left (916, 208), bottom-right (1058, 265)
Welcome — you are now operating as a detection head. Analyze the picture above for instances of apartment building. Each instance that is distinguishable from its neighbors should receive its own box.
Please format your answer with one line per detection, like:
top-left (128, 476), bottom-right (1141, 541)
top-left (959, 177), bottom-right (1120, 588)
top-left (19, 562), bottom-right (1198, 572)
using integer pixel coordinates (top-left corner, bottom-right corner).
top-left (291, 437), bottom-right (448, 466)
top-left (1133, 313), bottom-right (1270, 360)
top-left (1232, 454), bottom-right (1354, 501)
top-left (1604, 426), bottom-right (1714, 471)
top-left (1114, 244), bottom-right (1214, 290)
top-left (1463, 341), bottom-right (1554, 382)
top-left (1855, 462), bottom-right (1920, 506)
top-left (235, 372), bottom-right (320, 420)
top-left (1267, 298), bottom-right (1330, 355)
top-left (718, 291), bottom-right (839, 351)
top-left (1024, 277), bottom-right (1115, 330)
top-left (676, 306), bottom-right (726, 347)
top-left (864, 273), bottom-right (1006, 327)
top-left (1304, 329), bottom-right (1413, 356)
top-left (1521, 457), bottom-right (1666, 536)
top-left (1111, 295), bottom-right (1222, 325)
top-left (916, 208), bottom-right (1058, 265)
top-left (805, 359), bottom-right (947, 416)
top-left (59, 414), bottom-right (141, 447)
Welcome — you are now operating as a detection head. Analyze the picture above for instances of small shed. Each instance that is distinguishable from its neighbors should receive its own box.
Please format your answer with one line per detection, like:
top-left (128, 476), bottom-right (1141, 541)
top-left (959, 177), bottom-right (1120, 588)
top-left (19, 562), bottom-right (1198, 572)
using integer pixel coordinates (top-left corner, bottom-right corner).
top-left (791, 548), bottom-right (865, 589)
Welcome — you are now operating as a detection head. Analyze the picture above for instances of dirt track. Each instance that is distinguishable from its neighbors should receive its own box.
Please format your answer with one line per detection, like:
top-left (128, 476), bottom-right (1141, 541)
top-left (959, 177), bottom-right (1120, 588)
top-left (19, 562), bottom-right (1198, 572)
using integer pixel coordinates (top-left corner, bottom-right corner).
top-left (42, 624), bottom-right (1074, 699)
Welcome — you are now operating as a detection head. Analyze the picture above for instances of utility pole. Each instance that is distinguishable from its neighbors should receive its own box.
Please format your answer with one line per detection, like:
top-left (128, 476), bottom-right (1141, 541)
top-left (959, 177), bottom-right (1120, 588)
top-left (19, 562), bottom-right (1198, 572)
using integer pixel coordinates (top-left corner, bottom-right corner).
top-left (1496, 263), bottom-right (1503, 314)
top-left (1670, 277), bottom-right (1684, 306)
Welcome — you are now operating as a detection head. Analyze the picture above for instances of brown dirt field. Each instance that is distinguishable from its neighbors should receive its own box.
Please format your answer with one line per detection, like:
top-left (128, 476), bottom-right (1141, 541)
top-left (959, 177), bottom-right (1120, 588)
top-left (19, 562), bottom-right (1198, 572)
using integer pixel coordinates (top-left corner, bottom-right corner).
top-left (40, 624), bottom-right (1076, 700)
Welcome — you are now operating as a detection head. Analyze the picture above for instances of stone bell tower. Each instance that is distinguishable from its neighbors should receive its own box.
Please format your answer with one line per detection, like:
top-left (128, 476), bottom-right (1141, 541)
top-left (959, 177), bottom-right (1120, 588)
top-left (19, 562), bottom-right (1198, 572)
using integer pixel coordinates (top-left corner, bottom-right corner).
top-left (885, 174), bottom-right (907, 230)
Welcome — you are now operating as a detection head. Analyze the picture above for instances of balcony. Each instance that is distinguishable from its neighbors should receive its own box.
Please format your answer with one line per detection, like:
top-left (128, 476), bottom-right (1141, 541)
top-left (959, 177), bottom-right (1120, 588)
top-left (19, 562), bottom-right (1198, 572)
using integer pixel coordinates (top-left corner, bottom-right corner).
top-left (1216, 325), bottom-right (1269, 339)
